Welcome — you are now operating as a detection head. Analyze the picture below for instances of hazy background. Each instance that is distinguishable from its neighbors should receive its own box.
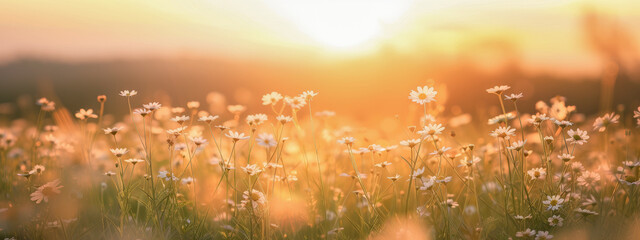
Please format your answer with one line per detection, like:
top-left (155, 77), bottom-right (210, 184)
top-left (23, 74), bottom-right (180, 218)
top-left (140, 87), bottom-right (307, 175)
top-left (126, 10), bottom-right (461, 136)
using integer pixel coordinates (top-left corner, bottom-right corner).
top-left (1, 0), bottom-right (639, 121)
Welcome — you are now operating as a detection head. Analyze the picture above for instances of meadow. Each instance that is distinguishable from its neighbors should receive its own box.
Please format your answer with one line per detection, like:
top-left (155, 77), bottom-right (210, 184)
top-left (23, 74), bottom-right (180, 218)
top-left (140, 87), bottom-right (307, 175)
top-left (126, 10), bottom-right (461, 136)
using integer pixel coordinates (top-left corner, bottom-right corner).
top-left (1, 84), bottom-right (639, 240)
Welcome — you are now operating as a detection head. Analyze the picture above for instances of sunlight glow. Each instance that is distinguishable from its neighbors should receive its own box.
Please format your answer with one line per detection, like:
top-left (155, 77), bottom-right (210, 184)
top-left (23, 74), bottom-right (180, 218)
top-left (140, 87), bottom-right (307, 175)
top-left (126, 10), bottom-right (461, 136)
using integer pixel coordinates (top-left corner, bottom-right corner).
top-left (265, 0), bottom-right (413, 49)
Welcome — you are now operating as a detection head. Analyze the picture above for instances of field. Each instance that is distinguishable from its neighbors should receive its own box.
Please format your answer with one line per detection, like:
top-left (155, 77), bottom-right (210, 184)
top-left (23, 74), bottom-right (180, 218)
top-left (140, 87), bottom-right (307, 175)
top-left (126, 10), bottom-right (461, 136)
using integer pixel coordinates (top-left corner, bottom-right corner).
top-left (0, 84), bottom-right (639, 239)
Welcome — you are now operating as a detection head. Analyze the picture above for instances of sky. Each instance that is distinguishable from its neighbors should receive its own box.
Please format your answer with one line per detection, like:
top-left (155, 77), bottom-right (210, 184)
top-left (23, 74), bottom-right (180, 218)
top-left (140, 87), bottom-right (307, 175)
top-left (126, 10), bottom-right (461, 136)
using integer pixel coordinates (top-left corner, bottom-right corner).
top-left (1, 0), bottom-right (640, 77)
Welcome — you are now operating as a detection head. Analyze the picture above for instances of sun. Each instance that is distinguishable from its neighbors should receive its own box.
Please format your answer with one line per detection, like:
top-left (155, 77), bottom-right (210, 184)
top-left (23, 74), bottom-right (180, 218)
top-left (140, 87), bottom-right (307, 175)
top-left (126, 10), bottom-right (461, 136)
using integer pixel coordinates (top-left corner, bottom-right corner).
top-left (265, 0), bottom-right (413, 49)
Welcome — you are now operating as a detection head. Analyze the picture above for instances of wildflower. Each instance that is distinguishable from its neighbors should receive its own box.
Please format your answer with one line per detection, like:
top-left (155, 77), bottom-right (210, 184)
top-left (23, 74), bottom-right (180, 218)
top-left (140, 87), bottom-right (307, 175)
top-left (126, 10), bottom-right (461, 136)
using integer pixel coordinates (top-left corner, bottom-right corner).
top-left (246, 114), bottom-right (268, 126)
top-left (411, 167), bottom-right (425, 179)
top-left (554, 119), bottom-right (573, 128)
top-left (558, 153), bottom-right (574, 162)
top-left (30, 179), bottom-right (63, 204)
top-left (548, 215), bottom-right (563, 227)
top-left (486, 85), bottom-right (510, 95)
top-left (459, 156), bottom-right (481, 167)
top-left (337, 137), bottom-right (355, 146)
top-left (417, 206), bottom-right (431, 217)
top-left (419, 176), bottom-right (436, 190)
top-left (328, 227), bottom-right (344, 235)
top-left (158, 171), bottom-right (179, 181)
top-left (133, 108), bottom-right (152, 117)
top-left (543, 195), bottom-right (564, 211)
top-left (535, 231), bottom-right (553, 240)
top-left (418, 123), bottom-right (444, 136)
top-left (488, 112), bottom-right (515, 125)
top-left (504, 93), bottom-right (523, 101)
top-left (227, 105), bottom-right (247, 115)
top-left (187, 101), bottom-right (200, 109)
top-left (514, 215), bottom-right (532, 220)
top-left (375, 161), bottom-right (392, 168)
top-left (75, 109), bottom-right (98, 120)
top-left (284, 96), bottom-right (306, 110)
top-left (574, 208), bottom-right (599, 216)
top-left (387, 174), bottom-right (401, 181)
top-left (31, 165), bottom-right (45, 174)
top-left (276, 115), bottom-right (293, 124)
top-left (409, 86), bottom-right (437, 104)
top-left (593, 112), bottom-right (619, 132)
top-left (430, 146), bottom-right (451, 156)
top-left (125, 158), bottom-right (144, 165)
top-left (443, 199), bottom-right (459, 208)
top-left (105, 171), bottom-right (116, 176)
top-left (190, 136), bottom-right (208, 146)
top-left (225, 131), bottom-right (249, 142)
top-left (110, 148), bottom-right (128, 158)
top-left (507, 140), bottom-right (526, 151)
top-left (181, 177), bottom-right (194, 185)
top-left (301, 90), bottom-right (318, 100)
top-left (490, 126), bottom-right (516, 139)
top-left (242, 189), bottom-right (267, 209)
top-left (528, 113), bottom-right (549, 127)
top-left (167, 126), bottom-right (187, 136)
top-left (42, 101), bottom-right (56, 111)
top-left (103, 126), bottom-right (123, 135)
top-left (577, 171), bottom-right (600, 188)
top-left (566, 128), bottom-right (589, 145)
top-left (262, 92), bottom-right (283, 105)
top-left (119, 90), bottom-right (137, 97)
top-left (171, 115), bottom-right (190, 124)
top-left (241, 164), bottom-right (263, 176)
top-left (400, 139), bottom-right (421, 148)
top-left (256, 133), bottom-right (277, 148)
top-left (515, 228), bottom-right (536, 238)
top-left (199, 115), bottom-right (220, 124)
top-left (143, 102), bottom-right (162, 111)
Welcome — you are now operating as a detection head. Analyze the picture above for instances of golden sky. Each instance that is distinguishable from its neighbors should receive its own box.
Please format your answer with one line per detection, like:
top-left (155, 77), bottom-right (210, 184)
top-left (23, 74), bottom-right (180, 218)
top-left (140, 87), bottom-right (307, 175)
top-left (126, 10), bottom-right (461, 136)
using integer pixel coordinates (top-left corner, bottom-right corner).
top-left (1, 0), bottom-right (639, 77)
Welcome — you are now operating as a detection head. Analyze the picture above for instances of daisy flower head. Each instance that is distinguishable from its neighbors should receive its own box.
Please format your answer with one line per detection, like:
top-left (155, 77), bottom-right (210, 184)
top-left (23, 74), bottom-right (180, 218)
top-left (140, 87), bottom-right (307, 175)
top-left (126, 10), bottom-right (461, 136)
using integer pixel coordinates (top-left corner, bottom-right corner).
top-left (443, 199), bottom-right (459, 208)
top-left (543, 195), bottom-right (565, 211)
top-left (75, 108), bottom-right (98, 120)
top-left (119, 90), bottom-right (137, 97)
top-left (110, 148), bottom-right (128, 158)
top-left (486, 85), bottom-right (510, 95)
top-left (133, 108), bottom-right (152, 117)
top-left (171, 115), bottom-right (190, 124)
top-left (32, 165), bottom-right (46, 174)
top-left (504, 92), bottom-right (523, 101)
top-left (166, 126), bottom-right (187, 136)
top-left (242, 164), bottom-right (264, 176)
top-left (337, 137), bottom-right (355, 146)
top-left (554, 119), bottom-right (573, 128)
top-left (246, 114), bottom-right (268, 126)
top-left (566, 128), bottom-right (589, 145)
top-left (535, 231), bottom-right (553, 240)
top-left (409, 86), bottom-right (437, 105)
top-left (558, 153), bottom-right (575, 162)
top-left (262, 92), bottom-right (283, 105)
top-left (225, 131), bottom-right (249, 142)
top-left (242, 189), bottom-right (267, 209)
top-left (488, 112), bottom-right (515, 125)
top-left (301, 90), bottom-right (318, 101)
top-left (419, 123), bottom-right (445, 136)
top-left (125, 158), bottom-right (145, 165)
top-left (256, 133), bottom-right (277, 148)
top-left (490, 126), bottom-right (516, 139)
top-left (400, 139), bottom-right (421, 148)
top-left (198, 115), bottom-right (219, 124)
top-left (593, 112), bottom-right (619, 132)
top-left (187, 101), bottom-right (200, 110)
top-left (190, 136), bottom-right (208, 146)
top-left (515, 228), bottom-right (536, 238)
top-left (181, 177), bottom-right (194, 185)
top-left (387, 174), bottom-right (401, 181)
top-left (548, 215), bottom-right (564, 227)
top-left (227, 105), bottom-right (247, 115)
top-left (459, 156), bottom-right (481, 167)
top-left (276, 115), bottom-right (293, 124)
top-left (30, 179), bottom-right (63, 204)
top-left (577, 171), bottom-right (600, 188)
top-left (284, 96), bottom-right (307, 110)
top-left (103, 126), bottom-right (124, 135)
top-left (507, 140), bottom-right (526, 151)
top-left (143, 102), bottom-right (162, 111)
